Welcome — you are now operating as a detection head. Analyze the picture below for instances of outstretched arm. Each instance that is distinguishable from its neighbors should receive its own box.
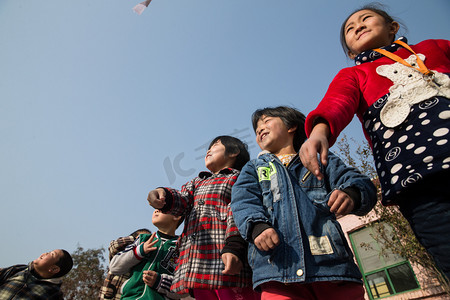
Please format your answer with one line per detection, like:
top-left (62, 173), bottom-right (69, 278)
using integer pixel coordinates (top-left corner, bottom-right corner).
top-left (303, 67), bottom-right (364, 179)
top-left (148, 179), bottom-right (196, 217)
top-left (147, 188), bottom-right (167, 209)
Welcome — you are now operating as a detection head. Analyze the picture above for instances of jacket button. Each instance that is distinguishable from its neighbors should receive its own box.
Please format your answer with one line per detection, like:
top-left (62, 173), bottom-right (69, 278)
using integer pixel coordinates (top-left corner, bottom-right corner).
top-left (296, 269), bottom-right (304, 277)
top-left (198, 199), bottom-right (205, 205)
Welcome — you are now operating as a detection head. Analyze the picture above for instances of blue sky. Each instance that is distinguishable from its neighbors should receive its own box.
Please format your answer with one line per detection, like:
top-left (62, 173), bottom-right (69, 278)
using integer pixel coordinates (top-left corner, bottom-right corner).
top-left (1, 0), bottom-right (449, 266)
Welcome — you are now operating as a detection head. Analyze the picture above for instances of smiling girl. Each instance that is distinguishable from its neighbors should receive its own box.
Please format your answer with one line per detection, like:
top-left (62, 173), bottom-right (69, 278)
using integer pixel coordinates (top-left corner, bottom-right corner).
top-left (300, 4), bottom-right (450, 279)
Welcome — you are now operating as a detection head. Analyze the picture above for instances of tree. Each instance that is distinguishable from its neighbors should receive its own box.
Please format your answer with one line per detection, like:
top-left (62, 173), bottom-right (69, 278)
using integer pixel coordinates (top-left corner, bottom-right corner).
top-left (61, 245), bottom-right (107, 300)
top-left (335, 135), bottom-right (450, 294)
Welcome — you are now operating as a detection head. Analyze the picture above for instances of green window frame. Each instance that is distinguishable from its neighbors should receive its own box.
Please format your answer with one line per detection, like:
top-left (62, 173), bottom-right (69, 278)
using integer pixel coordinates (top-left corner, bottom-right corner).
top-left (349, 223), bottom-right (420, 299)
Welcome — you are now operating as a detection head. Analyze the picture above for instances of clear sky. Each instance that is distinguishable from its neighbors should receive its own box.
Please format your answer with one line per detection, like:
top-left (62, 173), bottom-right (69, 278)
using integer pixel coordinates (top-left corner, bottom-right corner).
top-left (1, 0), bottom-right (449, 266)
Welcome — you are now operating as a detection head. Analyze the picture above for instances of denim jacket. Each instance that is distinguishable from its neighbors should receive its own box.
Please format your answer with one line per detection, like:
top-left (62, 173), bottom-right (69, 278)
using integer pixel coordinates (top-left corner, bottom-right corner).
top-left (230, 151), bottom-right (377, 289)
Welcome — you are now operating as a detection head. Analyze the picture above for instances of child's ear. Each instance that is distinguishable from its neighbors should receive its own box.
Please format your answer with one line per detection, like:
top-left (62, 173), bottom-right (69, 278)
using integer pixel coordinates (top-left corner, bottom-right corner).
top-left (49, 265), bottom-right (60, 275)
top-left (348, 51), bottom-right (357, 59)
top-left (390, 21), bottom-right (400, 36)
top-left (173, 215), bottom-right (183, 226)
top-left (288, 125), bottom-right (297, 134)
top-left (228, 151), bottom-right (240, 158)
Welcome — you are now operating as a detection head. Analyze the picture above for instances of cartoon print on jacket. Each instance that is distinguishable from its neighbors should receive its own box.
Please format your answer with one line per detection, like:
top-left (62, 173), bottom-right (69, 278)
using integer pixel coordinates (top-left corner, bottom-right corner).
top-left (376, 53), bottom-right (450, 127)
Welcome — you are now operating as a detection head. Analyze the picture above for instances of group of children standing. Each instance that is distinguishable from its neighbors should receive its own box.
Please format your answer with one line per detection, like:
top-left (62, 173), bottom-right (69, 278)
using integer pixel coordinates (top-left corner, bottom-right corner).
top-left (102, 3), bottom-right (449, 300)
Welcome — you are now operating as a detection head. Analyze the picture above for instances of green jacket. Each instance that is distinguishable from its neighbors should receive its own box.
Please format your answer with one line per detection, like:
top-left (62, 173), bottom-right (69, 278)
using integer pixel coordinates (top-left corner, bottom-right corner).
top-left (109, 232), bottom-right (180, 300)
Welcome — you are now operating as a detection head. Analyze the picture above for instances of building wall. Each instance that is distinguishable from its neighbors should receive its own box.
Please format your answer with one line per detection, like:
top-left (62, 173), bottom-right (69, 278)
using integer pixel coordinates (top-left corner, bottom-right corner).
top-left (338, 214), bottom-right (449, 299)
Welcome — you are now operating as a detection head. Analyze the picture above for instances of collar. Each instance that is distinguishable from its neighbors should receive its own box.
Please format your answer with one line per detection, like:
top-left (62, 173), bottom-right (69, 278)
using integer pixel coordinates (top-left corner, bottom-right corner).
top-left (29, 263), bottom-right (42, 279)
top-left (257, 150), bottom-right (271, 157)
top-left (277, 153), bottom-right (297, 166)
top-left (157, 231), bottom-right (178, 240)
top-left (198, 167), bottom-right (236, 179)
top-left (257, 151), bottom-right (300, 166)
top-left (28, 263), bottom-right (63, 284)
top-left (354, 36), bottom-right (408, 65)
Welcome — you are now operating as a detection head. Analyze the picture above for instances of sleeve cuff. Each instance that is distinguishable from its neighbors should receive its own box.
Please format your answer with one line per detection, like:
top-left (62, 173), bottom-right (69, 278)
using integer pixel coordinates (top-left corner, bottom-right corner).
top-left (151, 273), bottom-right (162, 289)
top-left (221, 235), bottom-right (248, 262)
top-left (160, 188), bottom-right (174, 212)
top-left (134, 244), bottom-right (145, 260)
top-left (251, 222), bottom-right (273, 242)
top-left (342, 186), bottom-right (361, 212)
top-left (156, 273), bottom-right (174, 296)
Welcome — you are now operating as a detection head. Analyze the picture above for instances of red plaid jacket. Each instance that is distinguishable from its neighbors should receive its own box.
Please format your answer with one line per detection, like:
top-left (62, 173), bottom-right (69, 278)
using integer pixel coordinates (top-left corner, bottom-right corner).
top-left (161, 168), bottom-right (253, 294)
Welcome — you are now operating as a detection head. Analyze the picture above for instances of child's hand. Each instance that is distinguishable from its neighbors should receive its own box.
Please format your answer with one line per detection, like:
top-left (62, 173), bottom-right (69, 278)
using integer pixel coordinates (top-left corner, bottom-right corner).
top-left (299, 122), bottom-right (330, 181)
top-left (328, 190), bottom-right (355, 216)
top-left (142, 270), bottom-right (158, 286)
top-left (254, 228), bottom-right (280, 251)
top-left (142, 232), bottom-right (159, 254)
top-left (221, 252), bottom-right (243, 275)
top-left (147, 188), bottom-right (166, 209)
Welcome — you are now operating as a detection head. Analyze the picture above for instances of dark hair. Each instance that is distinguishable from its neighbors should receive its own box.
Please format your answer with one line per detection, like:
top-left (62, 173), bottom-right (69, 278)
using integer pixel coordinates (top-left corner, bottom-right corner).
top-left (54, 249), bottom-right (73, 278)
top-left (208, 136), bottom-right (250, 171)
top-left (130, 228), bottom-right (151, 238)
top-left (252, 106), bottom-right (307, 152)
top-left (340, 3), bottom-right (402, 56)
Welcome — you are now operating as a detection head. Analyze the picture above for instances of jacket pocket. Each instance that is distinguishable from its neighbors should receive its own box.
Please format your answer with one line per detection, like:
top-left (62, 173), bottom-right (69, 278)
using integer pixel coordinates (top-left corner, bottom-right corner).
top-left (299, 175), bottom-right (330, 214)
top-left (309, 220), bottom-right (352, 265)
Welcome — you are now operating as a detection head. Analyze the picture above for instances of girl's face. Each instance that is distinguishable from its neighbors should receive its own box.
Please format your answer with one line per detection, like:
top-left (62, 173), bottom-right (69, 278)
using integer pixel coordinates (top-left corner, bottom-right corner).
top-left (205, 140), bottom-right (236, 173)
top-left (344, 9), bottom-right (399, 59)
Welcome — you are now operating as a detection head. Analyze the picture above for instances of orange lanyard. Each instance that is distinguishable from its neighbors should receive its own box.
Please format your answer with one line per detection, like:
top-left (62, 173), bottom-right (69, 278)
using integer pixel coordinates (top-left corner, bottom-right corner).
top-left (374, 40), bottom-right (433, 77)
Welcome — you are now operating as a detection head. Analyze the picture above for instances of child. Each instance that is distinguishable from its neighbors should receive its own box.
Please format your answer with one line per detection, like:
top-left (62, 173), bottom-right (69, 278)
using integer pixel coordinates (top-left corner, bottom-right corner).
top-left (230, 106), bottom-right (377, 299)
top-left (0, 249), bottom-right (73, 299)
top-left (147, 136), bottom-right (260, 300)
top-left (100, 228), bottom-right (151, 300)
top-left (109, 210), bottom-right (183, 300)
top-left (300, 4), bottom-right (450, 279)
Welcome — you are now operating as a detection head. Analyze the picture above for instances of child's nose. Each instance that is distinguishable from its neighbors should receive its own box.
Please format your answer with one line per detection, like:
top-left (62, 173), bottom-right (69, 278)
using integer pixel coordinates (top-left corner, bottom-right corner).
top-left (355, 22), bottom-right (366, 33)
top-left (256, 127), bottom-right (264, 136)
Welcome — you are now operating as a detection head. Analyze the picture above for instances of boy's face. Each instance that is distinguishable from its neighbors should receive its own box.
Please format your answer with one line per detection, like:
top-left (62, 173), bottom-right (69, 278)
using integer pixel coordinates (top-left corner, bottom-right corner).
top-left (152, 209), bottom-right (176, 228)
top-left (32, 249), bottom-right (63, 277)
top-left (256, 115), bottom-right (296, 155)
top-left (205, 140), bottom-right (236, 173)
